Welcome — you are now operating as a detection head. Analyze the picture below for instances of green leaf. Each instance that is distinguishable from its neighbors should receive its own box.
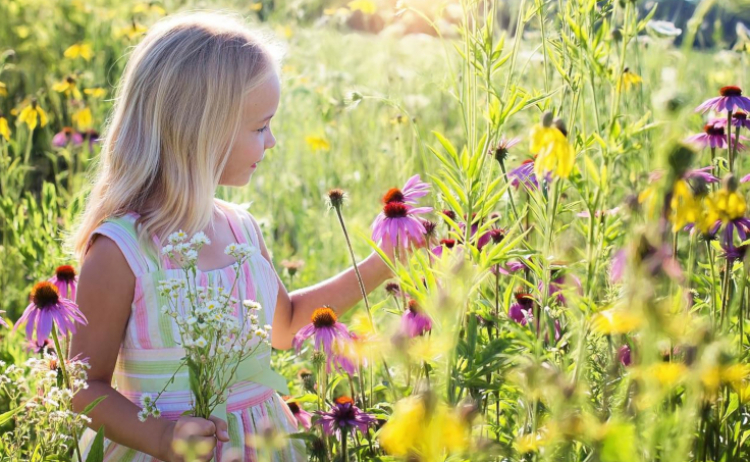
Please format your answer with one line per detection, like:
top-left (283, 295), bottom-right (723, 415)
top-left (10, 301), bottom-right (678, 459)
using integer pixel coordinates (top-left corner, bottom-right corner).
top-left (0, 404), bottom-right (23, 425)
top-left (85, 426), bottom-right (106, 462)
top-left (82, 395), bottom-right (108, 416)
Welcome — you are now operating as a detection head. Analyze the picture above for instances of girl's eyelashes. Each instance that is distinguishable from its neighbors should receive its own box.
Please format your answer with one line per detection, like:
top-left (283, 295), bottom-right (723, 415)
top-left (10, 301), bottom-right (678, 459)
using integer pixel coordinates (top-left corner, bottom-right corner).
top-left (257, 125), bottom-right (268, 133)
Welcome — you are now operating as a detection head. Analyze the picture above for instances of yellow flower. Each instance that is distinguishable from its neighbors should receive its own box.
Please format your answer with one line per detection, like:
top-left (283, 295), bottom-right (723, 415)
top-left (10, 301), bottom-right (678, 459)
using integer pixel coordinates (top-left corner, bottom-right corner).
top-left (348, 0), bottom-right (377, 14)
top-left (72, 107), bottom-right (93, 131)
top-left (84, 88), bottom-right (107, 99)
top-left (378, 395), bottom-right (468, 459)
top-left (669, 179), bottom-right (700, 232)
top-left (117, 22), bottom-right (148, 40)
top-left (0, 82), bottom-right (7, 97)
top-left (275, 25), bottom-right (293, 39)
top-left (0, 117), bottom-right (10, 141)
top-left (592, 308), bottom-right (642, 334)
top-left (63, 43), bottom-right (94, 61)
top-left (705, 189), bottom-right (746, 223)
top-left (617, 67), bottom-right (643, 92)
top-left (132, 2), bottom-right (166, 15)
top-left (649, 363), bottom-right (687, 387)
top-left (703, 364), bottom-right (750, 393)
top-left (305, 135), bottom-right (330, 151)
top-left (249, 2), bottom-right (263, 11)
top-left (530, 116), bottom-right (574, 179)
top-left (515, 428), bottom-right (552, 454)
top-left (52, 76), bottom-right (83, 100)
top-left (18, 100), bottom-right (48, 131)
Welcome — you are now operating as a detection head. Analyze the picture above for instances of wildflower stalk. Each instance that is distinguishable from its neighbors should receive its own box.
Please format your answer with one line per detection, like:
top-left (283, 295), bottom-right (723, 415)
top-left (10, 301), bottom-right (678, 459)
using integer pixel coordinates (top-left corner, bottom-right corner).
top-left (706, 242), bottom-right (718, 328)
top-left (50, 326), bottom-right (83, 462)
top-left (340, 432), bottom-right (348, 462)
top-left (727, 111), bottom-right (734, 172)
top-left (331, 201), bottom-right (372, 323)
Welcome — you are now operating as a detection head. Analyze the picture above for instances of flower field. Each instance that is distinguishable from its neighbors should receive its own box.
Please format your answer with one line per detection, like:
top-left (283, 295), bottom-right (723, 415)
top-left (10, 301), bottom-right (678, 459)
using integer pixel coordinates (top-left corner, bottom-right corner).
top-left (2, 0), bottom-right (750, 461)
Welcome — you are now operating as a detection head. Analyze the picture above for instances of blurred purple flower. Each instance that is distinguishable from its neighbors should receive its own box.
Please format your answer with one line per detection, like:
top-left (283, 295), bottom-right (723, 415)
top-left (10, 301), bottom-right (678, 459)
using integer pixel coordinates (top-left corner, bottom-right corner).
top-left (695, 86), bottom-right (750, 113)
top-left (315, 397), bottom-right (376, 439)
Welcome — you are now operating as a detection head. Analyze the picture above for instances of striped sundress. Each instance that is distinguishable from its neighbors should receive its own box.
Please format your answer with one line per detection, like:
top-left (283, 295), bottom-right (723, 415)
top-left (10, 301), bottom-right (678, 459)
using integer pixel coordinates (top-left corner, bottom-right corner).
top-left (78, 199), bottom-right (306, 461)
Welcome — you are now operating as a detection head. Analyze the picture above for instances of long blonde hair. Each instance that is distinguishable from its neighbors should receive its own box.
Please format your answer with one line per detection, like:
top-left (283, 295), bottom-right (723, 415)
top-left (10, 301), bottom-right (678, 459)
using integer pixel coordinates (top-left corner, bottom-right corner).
top-left (70, 11), bottom-right (283, 263)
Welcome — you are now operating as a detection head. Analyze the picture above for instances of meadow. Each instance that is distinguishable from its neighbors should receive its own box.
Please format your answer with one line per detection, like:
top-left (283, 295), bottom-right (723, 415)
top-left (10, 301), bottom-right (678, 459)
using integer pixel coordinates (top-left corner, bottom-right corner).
top-left (1, 0), bottom-right (750, 461)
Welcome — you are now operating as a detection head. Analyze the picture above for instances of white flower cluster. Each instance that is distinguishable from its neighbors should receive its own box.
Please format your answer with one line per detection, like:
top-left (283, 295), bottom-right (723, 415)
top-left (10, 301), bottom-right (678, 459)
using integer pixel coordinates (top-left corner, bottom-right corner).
top-left (0, 354), bottom-right (93, 458)
top-left (137, 393), bottom-right (161, 422)
top-left (161, 230), bottom-right (211, 267)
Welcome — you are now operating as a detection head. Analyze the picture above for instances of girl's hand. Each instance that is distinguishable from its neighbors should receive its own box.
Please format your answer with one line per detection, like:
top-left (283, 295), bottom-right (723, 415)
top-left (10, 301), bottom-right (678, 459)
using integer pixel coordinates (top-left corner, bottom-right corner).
top-left (162, 415), bottom-right (230, 462)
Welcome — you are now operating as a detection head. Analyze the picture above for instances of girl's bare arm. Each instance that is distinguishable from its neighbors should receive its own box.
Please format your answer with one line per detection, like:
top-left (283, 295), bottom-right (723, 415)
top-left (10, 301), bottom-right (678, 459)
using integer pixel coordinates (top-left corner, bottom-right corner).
top-left (68, 237), bottom-right (174, 460)
top-left (251, 216), bottom-right (397, 350)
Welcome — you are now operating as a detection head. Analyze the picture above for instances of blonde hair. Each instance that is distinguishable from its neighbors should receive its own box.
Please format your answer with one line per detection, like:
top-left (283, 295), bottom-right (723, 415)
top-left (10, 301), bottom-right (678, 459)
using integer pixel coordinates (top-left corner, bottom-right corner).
top-left (70, 10), bottom-right (283, 263)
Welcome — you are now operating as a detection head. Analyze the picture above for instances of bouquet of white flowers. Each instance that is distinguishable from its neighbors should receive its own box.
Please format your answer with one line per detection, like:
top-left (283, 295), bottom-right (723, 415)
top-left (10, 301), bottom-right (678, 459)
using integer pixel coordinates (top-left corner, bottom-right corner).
top-left (139, 231), bottom-right (274, 421)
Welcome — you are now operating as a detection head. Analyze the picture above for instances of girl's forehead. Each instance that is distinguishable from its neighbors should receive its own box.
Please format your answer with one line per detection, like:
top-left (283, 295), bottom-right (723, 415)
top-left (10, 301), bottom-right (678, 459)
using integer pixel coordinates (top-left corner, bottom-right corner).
top-left (244, 74), bottom-right (280, 120)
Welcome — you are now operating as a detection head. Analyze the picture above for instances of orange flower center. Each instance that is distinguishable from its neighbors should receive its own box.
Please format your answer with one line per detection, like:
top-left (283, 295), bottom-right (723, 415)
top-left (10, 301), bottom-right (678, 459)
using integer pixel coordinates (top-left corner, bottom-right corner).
top-left (382, 188), bottom-right (405, 204)
top-left (704, 124), bottom-right (725, 136)
top-left (720, 86), bottom-right (743, 97)
top-left (440, 238), bottom-right (456, 248)
top-left (32, 282), bottom-right (60, 307)
top-left (55, 265), bottom-right (77, 282)
top-left (311, 307), bottom-right (337, 328)
top-left (334, 396), bottom-right (354, 405)
top-left (383, 202), bottom-right (408, 218)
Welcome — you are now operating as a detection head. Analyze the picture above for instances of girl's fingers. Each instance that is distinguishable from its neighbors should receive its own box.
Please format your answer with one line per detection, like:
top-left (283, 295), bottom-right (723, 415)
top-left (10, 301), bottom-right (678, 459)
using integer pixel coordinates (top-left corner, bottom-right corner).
top-left (208, 415), bottom-right (230, 441)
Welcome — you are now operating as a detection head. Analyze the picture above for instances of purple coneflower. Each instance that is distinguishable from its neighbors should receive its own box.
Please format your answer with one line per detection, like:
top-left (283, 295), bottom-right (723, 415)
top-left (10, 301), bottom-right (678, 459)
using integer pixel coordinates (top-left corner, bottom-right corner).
top-left (400, 299), bottom-right (432, 338)
top-left (491, 260), bottom-right (525, 276)
top-left (686, 122), bottom-right (732, 149)
top-left (15, 281), bottom-right (88, 346)
top-left (49, 265), bottom-right (78, 300)
top-left (508, 158), bottom-right (538, 189)
top-left (684, 166), bottom-right (719, 184)
top-left (508, 292), bottom-right (535, 325)
top-left (431, 238), bottom-right (457, 257)
top-left (714, 111), bottom-right (750, 130)
top-left (618, 344), bottom-right (632, 367)
top-left (315, 396), bottom-right (377, 438)
top-left (52, 127), bottom-right (83, 148)
top-left (292, 306), bottom-right (352, 358)
top-left (695, 86), bottom-right (750, 114)
top-left (371, 202), bottom-right (433, 250)
top-left (489, 136), bottom-right (521, 163)
top-left (381, 174), bottom-right (430, 206)
top-left (284, 397), bottom-right (313, 431)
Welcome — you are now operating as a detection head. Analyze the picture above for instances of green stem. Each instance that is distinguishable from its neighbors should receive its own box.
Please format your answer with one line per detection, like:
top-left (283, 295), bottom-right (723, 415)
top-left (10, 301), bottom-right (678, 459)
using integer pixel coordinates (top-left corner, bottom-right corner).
top-left (51, 327), bottom-right (83, 462)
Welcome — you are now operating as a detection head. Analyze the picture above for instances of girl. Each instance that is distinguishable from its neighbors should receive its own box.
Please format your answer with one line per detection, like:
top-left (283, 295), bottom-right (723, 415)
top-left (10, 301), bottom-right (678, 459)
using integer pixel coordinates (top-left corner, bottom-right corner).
top-left (69, 11), bottom-right (403, 462)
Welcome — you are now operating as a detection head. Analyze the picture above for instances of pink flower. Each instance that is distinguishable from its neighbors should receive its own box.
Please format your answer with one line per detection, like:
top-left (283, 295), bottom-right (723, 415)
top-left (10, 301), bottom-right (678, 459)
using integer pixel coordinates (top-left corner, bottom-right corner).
top-left (284, 398), bottom-right (313, 431)
top-left (381, 174), bottom-right (431, 205)
top-left (695, 86), bottom-right (750, 114)
top-left (400, 299), bottom-right (432, 338)
top-left (292, 307), bottom-right (354, 374)
top-left (49, 265), bottom-right (78, 300)
top-left (315, 396), bottom-right (376, 438)
top-left (371, 202), bottom-right (433, 250)
top-left (52, 127), bottom-right (83, 148)
top-left (0, 311), bottom-right (7, 329)
top-left (14, 281), bottom-right (88, 346)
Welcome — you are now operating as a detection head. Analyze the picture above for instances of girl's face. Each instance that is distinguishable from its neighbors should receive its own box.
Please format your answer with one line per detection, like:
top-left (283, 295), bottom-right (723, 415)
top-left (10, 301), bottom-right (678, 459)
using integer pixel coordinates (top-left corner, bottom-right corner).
top-left (220, 72), bottom-right (280, 186)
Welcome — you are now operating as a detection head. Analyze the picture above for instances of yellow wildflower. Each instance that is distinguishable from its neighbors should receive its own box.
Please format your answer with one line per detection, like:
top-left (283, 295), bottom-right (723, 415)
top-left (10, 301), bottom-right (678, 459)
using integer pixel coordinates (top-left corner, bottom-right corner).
top-left (305, 135), bottom-right (330, 151)
top-left (52, 76), bottom-right (83, 100)
top-left (132, 2), bottom-right (167, 15)
top-left (348, 0), bottom-right (377, 14)
top-left (703, 364), bottom-right (750, 393)
top-left (84, 88), bottom-right (107, 99)
top-left (592, 308), bottom-right (642, 335)
top-left (378, 395), bottom-right (468, 459)
top-left (63, 43), bottom-right (94, 61)
top-left (531, 112), bottom-right (575, 179)
top-left (117, 22), bottom-right (148, 40)
top-left (669, 179), bottom-right (700, 232)
top-left (18, 100), bottom-right (48, 131)
top-left (0, 82), bottom-right (7, 97)
top-left (649, 362), bottom-right (687, 387)
top-left (617, 67), bottom-right (643, 92)
top-left (72, 107), bottom-right (93, 131)
top-left (249, 2), bottom-right (263, 11)
top-left (0, 116), bottom-right (10, 141)
top-left (698, 179), bottom-right (746, 234)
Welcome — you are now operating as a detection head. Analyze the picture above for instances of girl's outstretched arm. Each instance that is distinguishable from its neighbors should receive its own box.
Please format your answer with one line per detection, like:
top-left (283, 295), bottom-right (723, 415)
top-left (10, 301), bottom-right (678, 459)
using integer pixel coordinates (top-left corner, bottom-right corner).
top-left (249, 216), bottom-right (397, 350)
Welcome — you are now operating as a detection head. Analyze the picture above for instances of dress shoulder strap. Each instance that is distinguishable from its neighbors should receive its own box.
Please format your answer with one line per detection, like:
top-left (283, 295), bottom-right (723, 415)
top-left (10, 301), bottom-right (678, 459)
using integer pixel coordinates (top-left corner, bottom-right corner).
top-left (215, 199), bottom-right (261, 249)
top-left (84, 213), bottom-right (161, 277)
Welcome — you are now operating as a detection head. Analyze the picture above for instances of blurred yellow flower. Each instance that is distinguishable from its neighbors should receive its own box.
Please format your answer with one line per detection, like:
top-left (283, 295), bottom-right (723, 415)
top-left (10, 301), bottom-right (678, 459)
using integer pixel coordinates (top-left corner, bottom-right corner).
top-left (305, 135), bottom-right (330, 151)
top-left (249, 2), bottom-right (263, 11)
top-left (0, 117), bottom-right (10, 141)
top-left (72, 107), bottom-right (93, 131)
top-left (408, 335), bottom-right (452, 363)
top-left (64, 43), bottom-right (94, 61)
top-left (132, 2), bottom-right (166, 15)
top-left (275, 25), bottom-right (293, 39)
top-left (378, 395), bottom-right (468, 459)
top-left (592, 308), bottom-right (642, 335)
top-left (650, 362), bottom-right (687, 387)
top-left (348, 0), bottom-right (377, 14)
top-left (670, 179), bottom-right (700, 232)
top-left (531, 117), bottom-right (574, 179)
top-left (84, 88), bottom-right (107, 99)
top-left (0, 82), bottom-right (7, 97)
top-left (702, 364), bottom-right (750, 393)
top-left (52, 77), bottom-right (83, 100)
top-left (117, 22), bottom-right (148, 40)
top-left (18, 100), bottom-right (48, 131)
top-left (515, 428), bottom-right (552, 453)
top-left (617, 67), bottom-right (643, 92)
